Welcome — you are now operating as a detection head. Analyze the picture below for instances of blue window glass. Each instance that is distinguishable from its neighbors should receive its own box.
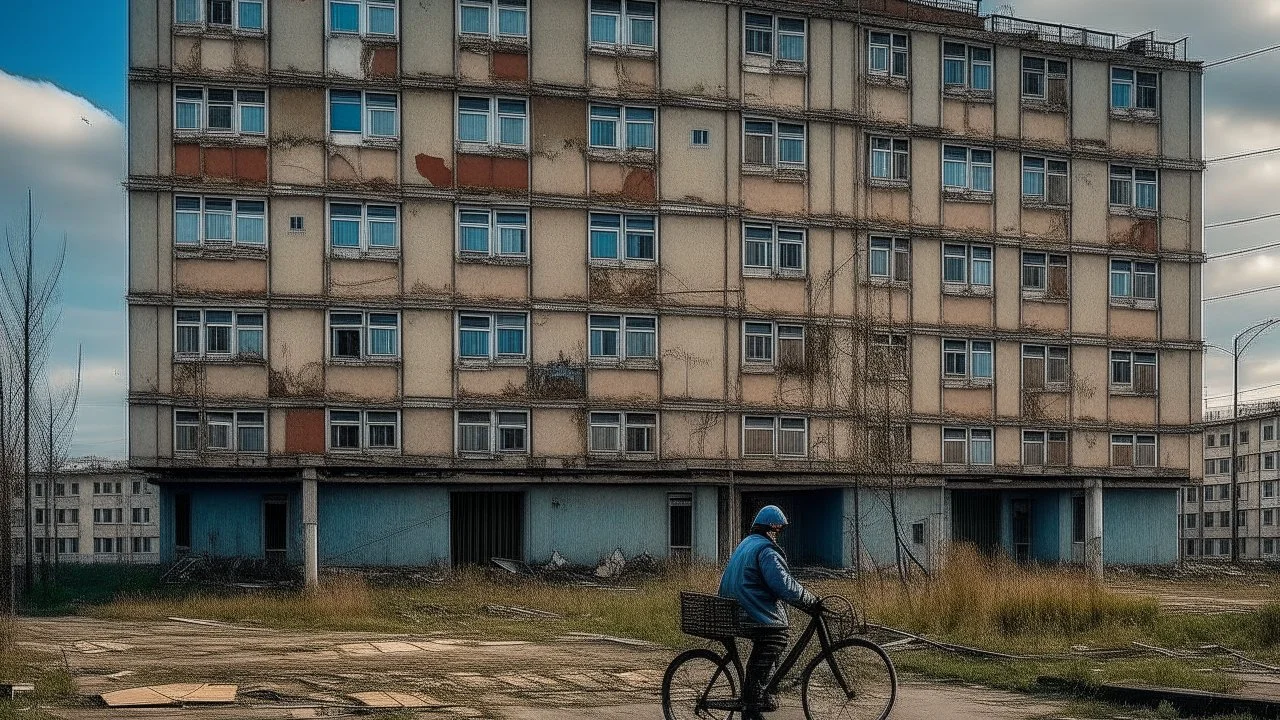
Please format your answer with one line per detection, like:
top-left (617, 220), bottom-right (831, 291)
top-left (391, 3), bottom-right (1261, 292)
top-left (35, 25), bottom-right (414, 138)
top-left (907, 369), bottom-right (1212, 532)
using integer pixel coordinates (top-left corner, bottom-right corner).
top-left (590, 315), bottom-right (620, 357)
top-left (496, 313), bottom-right (525, 356)
top-left (330, 203), bottom-right (362, 247)
top-left (329, 91), bottom-right (362, 133)
top-left (460, 5), bottom-right (489, 34)
top-left (330, 0), bottom-right (360, 32)
top-left (459, 315), bottom-right (491, 358)
top-left (367, 205), bottom-right (397, 247)
top-left (238, 0), bottom-right (263, 29)
top-left (240, 105), bottom-right (265, 134)
top-left (176, 0), bottom-right (202, 23)
top-left (624, 107), bottom-right (655, 150)
top-left (459, 211), bottom-right (490, 253)
top-left (497, 4), bottom-right (526, 36)
top-left (590, 213), bottom-right (620, 259)
top-left (369, 2), bottom-right (396, 34)
top-left (458, 97), bottom-right (490, 143)
top-left (590, 106), bottom-right (620, 148)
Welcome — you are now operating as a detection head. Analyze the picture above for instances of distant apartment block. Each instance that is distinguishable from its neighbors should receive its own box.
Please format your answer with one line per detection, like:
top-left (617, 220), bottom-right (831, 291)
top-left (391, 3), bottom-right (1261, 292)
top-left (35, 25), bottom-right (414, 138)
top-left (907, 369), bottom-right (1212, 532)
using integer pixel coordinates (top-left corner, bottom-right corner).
top-left (127, 0), bottom-right (1205, 576)
top-left (1185, 404), bottom-right (1280, 560)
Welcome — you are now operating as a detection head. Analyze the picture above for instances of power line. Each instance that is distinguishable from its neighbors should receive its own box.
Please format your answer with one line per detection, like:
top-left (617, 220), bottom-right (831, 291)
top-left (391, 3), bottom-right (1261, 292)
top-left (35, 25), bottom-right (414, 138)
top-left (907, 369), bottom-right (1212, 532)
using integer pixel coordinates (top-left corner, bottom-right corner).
top-left (1207, 240), bottom-right (1280, 260)
top-left (1206, 211), bottom-right (1280, 229)
top-left (1203, 283), bottom-right (1280, 302)
top-left (1203, 380), bottom-right (1280, 401)
top-left (1204, 42), bottom-right (1280, 68)
top-left (1207, 146), bottom-right (1280, 163)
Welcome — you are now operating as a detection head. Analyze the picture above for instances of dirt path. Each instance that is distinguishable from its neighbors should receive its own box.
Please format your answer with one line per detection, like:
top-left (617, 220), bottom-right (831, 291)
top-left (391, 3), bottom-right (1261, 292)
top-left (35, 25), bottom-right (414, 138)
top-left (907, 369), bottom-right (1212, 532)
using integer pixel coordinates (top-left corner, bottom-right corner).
top-left (17, 616), bottom-right (1068, 719)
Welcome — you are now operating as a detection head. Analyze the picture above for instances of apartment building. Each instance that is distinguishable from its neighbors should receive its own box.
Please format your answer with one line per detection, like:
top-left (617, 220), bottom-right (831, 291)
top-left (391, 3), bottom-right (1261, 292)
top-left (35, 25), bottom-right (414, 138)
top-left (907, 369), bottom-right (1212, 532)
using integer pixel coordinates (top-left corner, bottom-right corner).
top-left (10, 461), bottom-right (159, 565)
top-left (1185, 404), bottom-right (1280, 561)
top-left (127, 0), bottom-right (1204, 578)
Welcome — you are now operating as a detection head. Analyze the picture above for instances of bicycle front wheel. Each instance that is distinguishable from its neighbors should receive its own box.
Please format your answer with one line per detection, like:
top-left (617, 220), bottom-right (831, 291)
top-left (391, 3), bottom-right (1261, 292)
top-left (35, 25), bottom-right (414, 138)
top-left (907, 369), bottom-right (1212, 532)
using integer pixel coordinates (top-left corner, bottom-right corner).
top-left (800, 637), bottom-right (896, 720)
top-left (662, 648), bottom-right (740, 720)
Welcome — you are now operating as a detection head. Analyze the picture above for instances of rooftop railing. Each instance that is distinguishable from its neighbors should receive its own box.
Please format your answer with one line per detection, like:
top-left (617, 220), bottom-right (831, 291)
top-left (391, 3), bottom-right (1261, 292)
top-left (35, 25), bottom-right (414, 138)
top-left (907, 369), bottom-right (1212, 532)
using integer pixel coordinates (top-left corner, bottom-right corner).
top-left (985, 14), bottom-right (1188, 61)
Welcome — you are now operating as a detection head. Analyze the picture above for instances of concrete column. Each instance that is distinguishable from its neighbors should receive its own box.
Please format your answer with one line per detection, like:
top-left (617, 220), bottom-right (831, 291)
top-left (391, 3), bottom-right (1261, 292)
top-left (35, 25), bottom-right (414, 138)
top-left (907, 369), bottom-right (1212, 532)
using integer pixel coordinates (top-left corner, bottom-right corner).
top-left (1087, 479), bottom-right (1104, 580)
top-left (302, 470), bottom-right (318, 589)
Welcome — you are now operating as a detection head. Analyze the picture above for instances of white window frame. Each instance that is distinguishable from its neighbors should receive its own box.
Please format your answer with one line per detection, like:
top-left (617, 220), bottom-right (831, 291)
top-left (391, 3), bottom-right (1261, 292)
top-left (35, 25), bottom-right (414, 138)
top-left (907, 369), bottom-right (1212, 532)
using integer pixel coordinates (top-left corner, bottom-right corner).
top-left (326, 408), bottom-right (401, 453)
top-left (588, 104), bottom-right (657, 152)
top-left (941, 242), bottom-right (992, 290)
top-left (942, 338), bottom-right (993, 382)
top-left (1021, 155), bottom-right (1069, 205)
top-left (588, 211), bottom-right (657, 264)
top-left (173, 409), bottom-right (268, 454)
top-left (742, 321), bottom-right (806, 370)
top-left (457, 311), bottom-right (529, 362)
top-left (588, 0), bottom-right (657, 51)
top-left (327, 0), bottom-right (399, 38)
top-left (588, 314), bottom-right (658, 363)
top-left (1109, 258), bottom-right (1158, 302)
top-left (457, 95), bottom-right (529, 150)
top-left (742, 118), bottom-right (806, 170)
top-left (1111, 433), bottom-right (1158, 468)
top-left (942, 41), bottom-right (992, 93)
top-left (868, 136), bottom-right (910, 183)
top-left (173, 0), bottom-right (266, 31)
top-left (457, 206), bottom-right (529, 259)
top-left (1021, 344), bottom-right (1070, 390)
top-left (588, 411), bottom-right (658, 456)
top-left (174, 86), bottom-right (268, 136)
top-left (742, 221), bottom-right (806, 277)
top-left (1109, 350), bottom-right (1158, 393)
top-left (457, 0), bottom-right (528, 40)
top-left (942, 427), bottom-right (993, 466)
top-left (1020, 251), bottom-right (1069, 298)
top-left (328, 310), bottom-right (401, 361)
top-left (1109, 165), bottom-right (1159, 212)
top-left (741, 415), bottom-right (808, 459)
top-left (743, 11), bottom-right (807, 68)
top-left (1111, 66), bottom-right (1159, 113)
top-left (174, 196), bottom-right (268, 249)
top-left (1021, 55), bottom-right (1067, 102)
top-left (455, 409), bottom-right (529, 456)
top-left (1021, 429), bottom-right (1068, 467)
top-left (328, 201), bottom-right (400, 253)
top-left (942, 145), bottom-right (993, 194)
top-left (867, 30), bottom-right (908, 79)
top-left (328, 89), bottom-right (400, 141)
top-left (868, 236), bottom-right (910, 283)
top-left (173, 308), bottom-right (265, 360)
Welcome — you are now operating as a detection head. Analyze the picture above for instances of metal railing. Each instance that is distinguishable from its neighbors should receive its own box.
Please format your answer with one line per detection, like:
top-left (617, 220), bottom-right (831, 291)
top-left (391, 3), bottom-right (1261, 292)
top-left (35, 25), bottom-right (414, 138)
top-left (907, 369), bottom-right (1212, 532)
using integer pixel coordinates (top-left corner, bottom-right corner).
top-left (985, 15), bottom-right (1188, 61)
top-left (906, 0), bottom-right (980, 14)
top-left (1205, 400), bottom-right (1280, 422)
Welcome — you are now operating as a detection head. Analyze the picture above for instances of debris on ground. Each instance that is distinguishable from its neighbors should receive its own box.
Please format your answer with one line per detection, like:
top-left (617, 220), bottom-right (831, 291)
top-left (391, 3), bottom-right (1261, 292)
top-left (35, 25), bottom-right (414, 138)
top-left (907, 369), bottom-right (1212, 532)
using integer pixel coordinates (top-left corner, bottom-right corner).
top-left (483, 604), bottom-right (562, 619)
top-left (492, 557), bottom-right (534, 575)
top-left (1, 683), bottom-right (34, 700)
top-left (101, 683), bottom-right (237, 708)
top-left (544, 550), bottom-right (568, 571)
top-left (161, 555), bottom-right (298, 589)
top-left (350, 691), bottom-right (444, 708)
top-left (556, 632), bottom-right (656, 647)
top-left (595, 549), bottom-right (627, 578)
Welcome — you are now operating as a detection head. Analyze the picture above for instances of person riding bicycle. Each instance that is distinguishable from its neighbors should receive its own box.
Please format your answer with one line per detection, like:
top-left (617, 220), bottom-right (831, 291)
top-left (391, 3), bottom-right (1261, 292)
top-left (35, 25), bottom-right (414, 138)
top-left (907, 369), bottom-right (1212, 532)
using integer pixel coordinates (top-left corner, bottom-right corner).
top-left (718, 505), bottom-right (821, 719)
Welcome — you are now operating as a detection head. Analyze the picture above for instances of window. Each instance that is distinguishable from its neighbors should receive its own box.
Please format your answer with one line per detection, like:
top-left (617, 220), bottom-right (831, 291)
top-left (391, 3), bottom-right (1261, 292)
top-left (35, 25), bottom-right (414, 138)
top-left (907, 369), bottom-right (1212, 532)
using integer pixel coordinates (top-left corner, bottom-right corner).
top-left (1022, 345), bottom-right (1069, 390)
top-left (867, 424), bottom-right (910, 461)
top-left (328, 409), bottom-right (400, 452)
top-left (458, 0), bottom-right (527, 39)
top-left (456, 410), bottom-right (528, 455)
top-left (1267, 538), bottom-right (1277, 556)
top-left (458, 207), bottom-right (528, 258)
top-left (743, 119), bottom-right (806, 169)
top-left (942, 243), bottom-right (992, 288)
top-left (942, 339), bottom-right (993, 381)
top-left (867, 31), bottom-right (908, 78)
top-left (1267, 453), bottom-right (1277, 471)
top-left (669, 493), bottom-right (693, 560)
top-left (1022, 430), bottom-right (1068, 466)
top-left (742, 416), bottom-right (808, 458)
top-left (132, 537), bottom-right (156, 554)
top-left (691, 129), bottom-right (710, 147)
top-left (942, 427), bottom-right (993, 465)
top-left (1239, 510), bottom-right (1249, 529)
top-left (589, 412), bottom-right (657, 455)
top-left (869, 236), bottom-right (910, 282)
top-left (289, 216), bottom-right (304, 232)
top-left (1111, 434), bottom-right (1157, 467)
top-left (1109, 259), bottom-right (1158, 301)
top-left (174, 196), bottom-right (266, 248)
top-left (587, 104), bottom-right (656, 151)
top-left (174, 87), bottom-right (266, 135)
top-left (1207, 434), bottom-right (1217, 448)
top-left (59, 538), bottom-right (79, 554)
top-left (92, 482), bottom-right (123, 495)
top-left (34, 508), bottom-right (45, 525)
top-left (942, 145), bottom-right (993, 193)
top-left (328, 90), bottom-right (399, 139)
top-left (743, 12), bottom-right (806, 66)
top-left (1203, 511), bottom-right (1215, 528)
top-left (1071, 495), bottom-right (1086, 543)
top-left (589, 314), bottom-right (657, 362)
top-left (589, 212), bottom-right (656, 262)
top-left (1219, 459), bottom-right (1231, 474)
top-left (1267, 509), bottom-right (1277, 527)
top-left (132, 481), bottom-right (141, 494)
top-left (942, 41), bottom-right (991, 92)
top-left (1266, 481), bottom-right (1277, 498)
top-left (1021, 56), bottom-right (1067, 104)
top-left (1222, 433), bottom-right (1231, 447)
top-left (56, 509), bottom-right (79, 524)
top-left (329, 202), bottom-right (399, 251)
top-left (743, 222), bottom-right (806, 275)
top-left (1021, 252), bottom-right (1068, 297)
top-left (458, 96), bottom-right (527, 148)
top-left (173, 409), bottom-right (267, 453)
top-left (1241, 430), bottom-right (1251, 445)
top-left (329, 311), bottom-right (400, 361)
top-left (869, 333), bottom-right (909, 378)
top-left (911, 522), bottom-right (925, 545)
top-left (94, 538), bottom-right (120, 554)
top-left (1021, 156), bottom-right (1069, 205)
top-left (1111, 67), bottom-right (1158, 112)
top-left (132, 508), bottom-right (153, 524)
top-left (174, 309), bottom-right (264, 359)
top-left (1184, 513), bottom-right (1197, 529)
top-left (1109, 350), bottom-right (1157, 393)
top-left (868, 137), bottom-right (909, 183)
top-left (93, 508), bottom-right (124, 524)
top-left (744, 321), bottom-right (805, 370)
top-left (1109, 165), bottom-right (1158, 212)
top-left (329, 0), bottom-right (397, 36)
top-left (174, 0), bottom-right (264, 31)
top-left (589, 0), bottom-right (655, 50)
top-left (1266, 423), bottom-right (1276, 442)
top-left (458, 312), bottom-right (528, 361)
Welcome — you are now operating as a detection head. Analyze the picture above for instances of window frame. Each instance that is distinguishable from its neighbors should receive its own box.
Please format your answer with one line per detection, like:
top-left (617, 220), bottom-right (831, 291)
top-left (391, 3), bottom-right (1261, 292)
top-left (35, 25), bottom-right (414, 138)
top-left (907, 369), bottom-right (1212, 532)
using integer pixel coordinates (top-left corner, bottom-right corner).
top-left (869, 332), bottom-right (909, 379)
top-left (868, 136), bottom-right (910, 183)
top-left (1109, 258), bottom-right (1159, 304)
top-left (1108, 164), bottom-right (1159, 213)
top-left (588, 411), bottom-right (659, 456)
top-left (1020, 55), bottom-right (1068, 104)
top-left (173, 0), bottom-right (266, 32)
top-left (457, 311), bottom-right (530, 363)
top-left (743, 11), bottom-right (807, 69)
top-left (742, 320), bottom-right (806, 371)
top-left (941, 242), bottom-right (993, 291)
top-left (1110, 66), bottom-right (1159, 114)
top-left (867, 30), bottom-right (908, 79)
top-left (457, 0), bottom-right (529, 41)
top-left (742, 117), bottom-right (807, 170)
top-left (327, 310), bottom-right (401, 362)
top-left (588, 211), bottom-right (657, 264)
top-left (942, 338), bottom-right (994, 383)
top-left (456, 206), bottom-right (529, 260)
top-left (1022, 429), bottom-right (1069, 467)
top-left (941, 144), bottom-right (994, 195)
top-left (588, 313), bottom-right (658, 364)
top-left (942, 426), bottom-right (993, 466)
top-left (1111, 433), bottom-right (1158, 468)
top-left (327, 408), bottom-right (401, 453)
top-left (456, 94), bottom-right (529, 150)
top-left (742, 221), bottom-right (807, 277)
top-left (942, 40), bottom-right (993, 94)
top-left (588, 0), bottom-right (657, 51)
top-left (327, 89), bottom-right (400, 141)
top-left (327, 0), bottom-right (399, 38)
top-left (174, 195), bottom-right (268, 249)
top-left (1021, 155), bottom-right (1070, 205)
top-left (868, 236), bottom-right (911, 283)
top-left (1109, 349), bottom-right (1158, 394)
top-left (173, 308), bottom-right (266, 360)
top-left (741, 415), bottom-right (809, 459)
top-left (172, 408), bottom-right (268, 454)
top-left (173, 86), bottom-right (268, 136)
top-left (327, 200), bottom-right (400, 254)
top-left (587, 103), bottom-right (657, 152)
top-left (455, 409), bottom-right (529, 456)
top-left (1021, 343), bottom-right (1070, 390)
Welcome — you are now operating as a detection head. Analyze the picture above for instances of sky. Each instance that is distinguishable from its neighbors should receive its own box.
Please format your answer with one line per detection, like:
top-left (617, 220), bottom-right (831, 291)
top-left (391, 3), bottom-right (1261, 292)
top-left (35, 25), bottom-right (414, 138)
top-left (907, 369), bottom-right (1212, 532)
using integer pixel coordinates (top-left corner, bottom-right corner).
top-left (0, 1), bottom-right (1276, 458)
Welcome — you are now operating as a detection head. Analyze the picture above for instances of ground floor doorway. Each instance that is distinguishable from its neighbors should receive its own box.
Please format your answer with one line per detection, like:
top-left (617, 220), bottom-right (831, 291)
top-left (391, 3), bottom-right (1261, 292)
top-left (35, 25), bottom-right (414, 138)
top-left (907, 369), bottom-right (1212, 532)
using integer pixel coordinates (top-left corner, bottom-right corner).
top-left (451, 491), bottom-right (524, 566)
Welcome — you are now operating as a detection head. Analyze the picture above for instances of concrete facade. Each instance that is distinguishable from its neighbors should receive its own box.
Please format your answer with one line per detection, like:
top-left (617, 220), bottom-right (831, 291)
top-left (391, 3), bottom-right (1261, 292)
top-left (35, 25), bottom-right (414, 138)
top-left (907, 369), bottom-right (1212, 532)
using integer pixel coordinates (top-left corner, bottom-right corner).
top-left (1183, 405), bottom-right (1280, 560)
top-left (128, 0), bottom-right (1203, 572)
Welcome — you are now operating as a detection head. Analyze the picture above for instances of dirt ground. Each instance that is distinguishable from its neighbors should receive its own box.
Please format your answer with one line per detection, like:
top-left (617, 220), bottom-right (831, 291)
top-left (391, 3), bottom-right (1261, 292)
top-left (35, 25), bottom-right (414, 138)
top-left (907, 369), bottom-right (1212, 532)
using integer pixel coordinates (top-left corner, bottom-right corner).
top-left (13, 616), bottom-right (1069, 719)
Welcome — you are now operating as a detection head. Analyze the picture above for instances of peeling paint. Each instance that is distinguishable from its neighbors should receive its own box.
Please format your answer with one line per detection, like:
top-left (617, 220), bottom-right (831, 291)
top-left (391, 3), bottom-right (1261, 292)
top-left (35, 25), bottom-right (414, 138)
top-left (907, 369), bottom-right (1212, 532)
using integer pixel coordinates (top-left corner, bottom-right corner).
top-left (368, 45), bottom-right (398, 78)
top-left (284, 409), bottom-right (325, 454)
top-left (621, 168), bottom-right (656, 201)
top-left (491, 52), bottom-right (528, 82)
top-left (414, 153), bottom-right (453, 186)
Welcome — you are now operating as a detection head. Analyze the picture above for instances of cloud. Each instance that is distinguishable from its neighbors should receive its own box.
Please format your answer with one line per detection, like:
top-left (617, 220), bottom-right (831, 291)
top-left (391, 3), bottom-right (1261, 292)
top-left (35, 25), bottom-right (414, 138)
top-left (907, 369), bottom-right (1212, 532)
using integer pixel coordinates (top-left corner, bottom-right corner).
top-left (0, 71), bottom-right (126, 458)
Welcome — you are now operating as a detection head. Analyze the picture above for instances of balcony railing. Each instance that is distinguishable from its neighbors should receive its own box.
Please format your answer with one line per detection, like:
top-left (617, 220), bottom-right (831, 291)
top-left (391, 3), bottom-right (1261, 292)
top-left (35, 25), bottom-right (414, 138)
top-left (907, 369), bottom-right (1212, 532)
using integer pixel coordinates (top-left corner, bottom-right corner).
top-left (986, 15), bottom-right (1188, 61)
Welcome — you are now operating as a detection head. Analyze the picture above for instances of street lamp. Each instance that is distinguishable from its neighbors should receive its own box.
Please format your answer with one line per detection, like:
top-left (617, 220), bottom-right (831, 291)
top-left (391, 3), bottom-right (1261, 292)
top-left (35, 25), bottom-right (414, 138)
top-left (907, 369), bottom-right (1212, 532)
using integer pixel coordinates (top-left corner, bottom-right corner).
top-left (1208, 318), bottom-right (1280, 563)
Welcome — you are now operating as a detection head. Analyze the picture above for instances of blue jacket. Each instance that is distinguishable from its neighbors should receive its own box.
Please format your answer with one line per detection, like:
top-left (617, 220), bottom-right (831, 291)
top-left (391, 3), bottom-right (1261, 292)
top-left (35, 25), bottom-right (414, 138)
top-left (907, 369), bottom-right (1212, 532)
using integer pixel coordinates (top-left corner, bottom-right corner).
top-left (718, 532), bottom-right (816, 627)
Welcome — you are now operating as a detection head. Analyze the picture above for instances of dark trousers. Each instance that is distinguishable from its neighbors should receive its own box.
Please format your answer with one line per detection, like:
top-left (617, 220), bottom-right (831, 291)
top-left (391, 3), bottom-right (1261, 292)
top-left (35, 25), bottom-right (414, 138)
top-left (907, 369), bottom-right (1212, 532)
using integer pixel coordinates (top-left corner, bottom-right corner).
top-left (741, 625), bottom-right (789, 713)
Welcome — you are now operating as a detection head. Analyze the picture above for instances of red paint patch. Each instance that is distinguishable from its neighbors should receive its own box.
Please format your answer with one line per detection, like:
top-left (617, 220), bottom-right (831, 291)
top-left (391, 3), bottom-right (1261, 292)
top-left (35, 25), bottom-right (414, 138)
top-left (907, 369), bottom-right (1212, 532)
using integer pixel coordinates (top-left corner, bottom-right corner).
top-left (491, 157), bottom-right (529, 190)
top-left (491, 52), bottom-right (528, 82)
top-left (284, 409), bottom-right (326, 455)
top-left (369, 46), bottom-right (398, 78)
top-left (204, 146), bottom-right (235, 178)
top-left (455, 154), bottom-right (494, 188)
top-left (622, 168), bottom-right (656, 201)
top-left (174, 144), bottom-right (202, 177)
top-left (234, 147), bottom-right (268, 182)
top-left (414, 154), bottom-right (453, 186)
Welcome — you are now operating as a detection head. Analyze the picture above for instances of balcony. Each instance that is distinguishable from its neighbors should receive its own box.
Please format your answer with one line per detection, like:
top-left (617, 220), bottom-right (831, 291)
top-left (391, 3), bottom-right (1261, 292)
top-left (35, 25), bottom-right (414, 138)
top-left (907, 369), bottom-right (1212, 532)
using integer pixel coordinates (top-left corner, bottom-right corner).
top-left (986, 15), bottom-right (1188, 61)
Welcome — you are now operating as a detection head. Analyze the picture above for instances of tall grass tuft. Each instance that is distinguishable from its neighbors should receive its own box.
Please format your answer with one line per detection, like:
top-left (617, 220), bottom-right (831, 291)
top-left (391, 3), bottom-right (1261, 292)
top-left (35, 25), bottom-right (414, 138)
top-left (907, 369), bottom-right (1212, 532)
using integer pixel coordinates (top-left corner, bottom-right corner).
top-left (1252, 602), bottom-right (1280, 647)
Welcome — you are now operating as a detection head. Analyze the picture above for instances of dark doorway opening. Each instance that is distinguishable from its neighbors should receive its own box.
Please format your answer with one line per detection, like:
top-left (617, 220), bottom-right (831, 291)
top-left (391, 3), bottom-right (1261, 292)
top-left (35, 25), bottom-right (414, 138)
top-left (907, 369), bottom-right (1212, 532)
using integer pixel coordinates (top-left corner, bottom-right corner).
top-left (668, 492), bottom-right (693, 561)
top-left (174, 492), bottom-right (192, 553)
top-left (739, 489), bottom-right (842, 566)
top-left (451, 491), bottom-right (524, 566)
top-left (951, 490), bottom-right (1001, 555)
top-left (264, 495), bottom-right (288, 563)
top-left (1011, 498), bottom-right (1031, 563)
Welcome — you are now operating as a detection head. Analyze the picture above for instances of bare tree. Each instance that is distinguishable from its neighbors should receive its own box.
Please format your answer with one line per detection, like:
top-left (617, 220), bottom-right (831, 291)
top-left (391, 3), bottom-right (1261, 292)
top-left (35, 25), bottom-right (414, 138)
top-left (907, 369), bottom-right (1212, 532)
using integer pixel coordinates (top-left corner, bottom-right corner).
top-left (35, 346), bottom-right (82, 585)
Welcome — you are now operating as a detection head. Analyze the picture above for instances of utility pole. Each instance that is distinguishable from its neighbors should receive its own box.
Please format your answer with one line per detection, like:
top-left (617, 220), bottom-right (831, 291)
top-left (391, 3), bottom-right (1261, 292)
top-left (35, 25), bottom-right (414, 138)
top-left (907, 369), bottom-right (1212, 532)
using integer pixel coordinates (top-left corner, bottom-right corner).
top-left (1226, 318), bottom-right (1280, 562)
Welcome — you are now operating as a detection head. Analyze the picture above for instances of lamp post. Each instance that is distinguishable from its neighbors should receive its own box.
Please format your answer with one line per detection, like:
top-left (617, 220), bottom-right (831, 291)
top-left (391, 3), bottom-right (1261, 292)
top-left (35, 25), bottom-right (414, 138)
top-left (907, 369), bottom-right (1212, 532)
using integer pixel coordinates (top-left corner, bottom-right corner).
top-left (1211, 319), bottom-right (1280, 563)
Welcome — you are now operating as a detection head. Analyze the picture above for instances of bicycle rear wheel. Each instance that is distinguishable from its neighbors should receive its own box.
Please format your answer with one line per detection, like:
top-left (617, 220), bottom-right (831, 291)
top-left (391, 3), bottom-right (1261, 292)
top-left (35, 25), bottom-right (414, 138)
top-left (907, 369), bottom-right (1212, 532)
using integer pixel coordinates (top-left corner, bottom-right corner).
top-left (662, 648), bottom-right (740, 720)
top-left (800, 638), bottom-right (896, 720)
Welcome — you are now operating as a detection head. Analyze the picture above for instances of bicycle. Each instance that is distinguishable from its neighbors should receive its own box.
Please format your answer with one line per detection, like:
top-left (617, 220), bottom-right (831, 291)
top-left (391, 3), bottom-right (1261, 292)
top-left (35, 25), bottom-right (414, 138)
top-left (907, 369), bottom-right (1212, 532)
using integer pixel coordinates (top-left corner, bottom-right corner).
top-left (661, 591), bottom-right (896, 720)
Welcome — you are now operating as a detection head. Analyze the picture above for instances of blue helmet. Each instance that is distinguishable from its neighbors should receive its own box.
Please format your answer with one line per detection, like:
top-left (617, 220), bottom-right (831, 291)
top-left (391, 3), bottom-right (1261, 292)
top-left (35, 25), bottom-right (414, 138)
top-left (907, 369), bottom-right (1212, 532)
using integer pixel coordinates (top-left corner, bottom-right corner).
top-left (752, 505), bottom-right (788, 527)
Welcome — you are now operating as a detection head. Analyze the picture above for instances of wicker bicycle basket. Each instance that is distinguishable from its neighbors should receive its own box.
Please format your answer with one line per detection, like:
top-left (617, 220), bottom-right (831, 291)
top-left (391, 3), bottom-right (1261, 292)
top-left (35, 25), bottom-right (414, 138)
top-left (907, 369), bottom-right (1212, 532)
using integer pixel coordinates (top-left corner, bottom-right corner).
top-left (679, 591), bottom-right (741, 640)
